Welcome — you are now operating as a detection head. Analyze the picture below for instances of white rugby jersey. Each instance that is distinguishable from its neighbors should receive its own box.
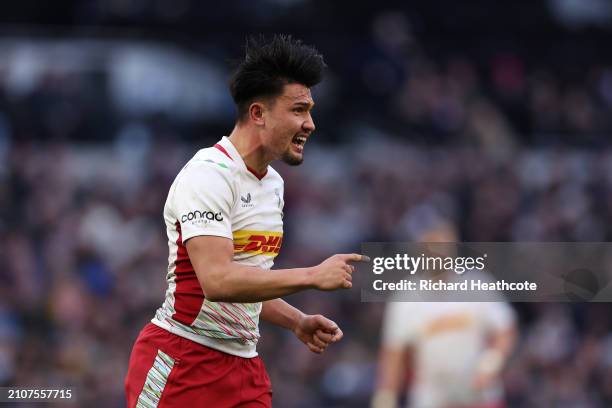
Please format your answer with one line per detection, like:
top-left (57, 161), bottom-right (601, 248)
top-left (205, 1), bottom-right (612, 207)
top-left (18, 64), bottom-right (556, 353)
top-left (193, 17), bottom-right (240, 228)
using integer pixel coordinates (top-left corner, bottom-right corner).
top-left (152, 136), bottom-right (284, 358)
top-left (382, 301), bottom-right (515, 408)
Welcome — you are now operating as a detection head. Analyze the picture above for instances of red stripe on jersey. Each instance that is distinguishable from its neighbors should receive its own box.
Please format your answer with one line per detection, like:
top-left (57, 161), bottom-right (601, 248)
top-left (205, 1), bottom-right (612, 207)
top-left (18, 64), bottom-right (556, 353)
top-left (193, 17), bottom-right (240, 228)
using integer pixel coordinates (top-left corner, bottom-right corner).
top-left (218, 303), bottom-right (257, 341)
top-left (214, 144), bottom-right (233, 161)
top-left (232, 303), bottom-right (257, 328)
top-left (245, 164), bottom-right (267, 180)
top-left (215, 143), bottom-right (267, 180)
top-left (172, 222), bottom-right (205, 325)
top-left (202, 303), bottom-right (241, 339)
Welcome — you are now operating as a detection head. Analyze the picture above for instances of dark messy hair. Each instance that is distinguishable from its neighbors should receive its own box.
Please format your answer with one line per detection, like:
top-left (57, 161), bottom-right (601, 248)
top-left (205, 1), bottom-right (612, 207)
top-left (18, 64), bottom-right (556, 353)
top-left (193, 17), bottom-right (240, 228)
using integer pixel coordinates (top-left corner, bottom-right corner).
top-left (229, 34), bottom-right (326, 122)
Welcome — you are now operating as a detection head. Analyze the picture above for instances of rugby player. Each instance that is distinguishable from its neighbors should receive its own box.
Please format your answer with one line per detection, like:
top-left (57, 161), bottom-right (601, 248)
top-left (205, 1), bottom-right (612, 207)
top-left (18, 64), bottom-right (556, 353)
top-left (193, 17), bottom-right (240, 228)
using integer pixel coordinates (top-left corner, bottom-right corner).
top-left (125, 34), bottom-right (368, 407)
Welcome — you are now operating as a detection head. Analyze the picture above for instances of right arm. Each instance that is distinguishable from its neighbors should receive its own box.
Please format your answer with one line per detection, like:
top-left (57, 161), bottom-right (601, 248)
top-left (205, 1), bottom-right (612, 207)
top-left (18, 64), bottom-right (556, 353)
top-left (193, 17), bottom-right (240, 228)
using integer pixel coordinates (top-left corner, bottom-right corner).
top-left (186, 235), bottom-right (367, 302)
top-left (177, 159), bottom-right (367, 302)
top-left (371, 302), bottom-right (414, 408)
top-left (371, 345), bottom-right (411, 408)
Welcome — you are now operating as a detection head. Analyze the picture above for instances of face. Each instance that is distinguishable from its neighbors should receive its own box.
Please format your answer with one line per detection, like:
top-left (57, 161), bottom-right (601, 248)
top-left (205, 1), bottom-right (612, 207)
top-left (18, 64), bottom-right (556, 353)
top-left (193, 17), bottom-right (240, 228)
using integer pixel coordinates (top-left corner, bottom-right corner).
top-left (260, 83), bottom-right (316, 166)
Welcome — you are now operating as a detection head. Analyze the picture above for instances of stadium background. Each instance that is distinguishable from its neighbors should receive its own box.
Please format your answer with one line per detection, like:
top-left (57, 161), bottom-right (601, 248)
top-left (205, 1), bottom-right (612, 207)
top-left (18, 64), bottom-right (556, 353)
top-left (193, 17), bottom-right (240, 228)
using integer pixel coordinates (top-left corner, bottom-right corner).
top-left (2, 0), bottom-right (612, 406)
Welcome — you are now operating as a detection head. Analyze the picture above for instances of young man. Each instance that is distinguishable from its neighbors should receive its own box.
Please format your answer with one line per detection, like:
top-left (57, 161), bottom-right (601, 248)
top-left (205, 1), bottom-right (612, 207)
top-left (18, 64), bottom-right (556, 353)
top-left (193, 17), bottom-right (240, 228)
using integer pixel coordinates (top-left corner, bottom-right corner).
top-left (125, 34), bottom-right (369, 407)
top-left (371, 223), bottom-right (516, 408)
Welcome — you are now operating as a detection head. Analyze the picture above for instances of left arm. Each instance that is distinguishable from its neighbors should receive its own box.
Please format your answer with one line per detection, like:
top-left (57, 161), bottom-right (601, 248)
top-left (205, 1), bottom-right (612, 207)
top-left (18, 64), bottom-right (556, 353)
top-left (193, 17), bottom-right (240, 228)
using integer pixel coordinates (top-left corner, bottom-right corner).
top-left (260, 298), bottom-right (343, 353)
top-left (260, 298), bottom-right (303, 331)
top-left (472, 300), bottom-right (518, 390)
top-left (473, 325), bottom-right (517, 390)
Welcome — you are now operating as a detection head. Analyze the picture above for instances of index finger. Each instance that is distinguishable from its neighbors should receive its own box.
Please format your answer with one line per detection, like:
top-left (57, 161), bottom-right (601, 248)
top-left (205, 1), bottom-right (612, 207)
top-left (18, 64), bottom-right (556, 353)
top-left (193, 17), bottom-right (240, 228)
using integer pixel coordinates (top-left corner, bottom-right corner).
top-left (340, 253), bottom-right (371, 263)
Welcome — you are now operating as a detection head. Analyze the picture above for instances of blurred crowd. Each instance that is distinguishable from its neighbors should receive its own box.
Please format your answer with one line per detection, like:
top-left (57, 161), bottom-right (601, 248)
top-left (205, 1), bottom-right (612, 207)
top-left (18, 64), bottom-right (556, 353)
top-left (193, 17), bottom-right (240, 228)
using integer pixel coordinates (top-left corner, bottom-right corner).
top-left (3, 135), bottom-right (612, 407)
top-left (2, 1), bottom-right (612, 407)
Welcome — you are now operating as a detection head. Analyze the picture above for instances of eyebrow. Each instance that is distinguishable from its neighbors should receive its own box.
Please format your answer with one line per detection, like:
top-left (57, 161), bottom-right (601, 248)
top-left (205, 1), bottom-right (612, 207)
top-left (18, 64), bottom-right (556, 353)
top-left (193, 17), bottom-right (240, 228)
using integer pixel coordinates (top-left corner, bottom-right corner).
top-left (293, 101), bottom-right (315, 108)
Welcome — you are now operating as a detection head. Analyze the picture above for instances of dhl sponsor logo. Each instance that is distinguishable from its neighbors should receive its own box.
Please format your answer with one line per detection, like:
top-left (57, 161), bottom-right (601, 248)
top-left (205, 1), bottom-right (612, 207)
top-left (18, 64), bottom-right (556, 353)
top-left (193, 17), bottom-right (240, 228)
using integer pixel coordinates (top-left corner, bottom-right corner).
top-left (233, 230), bottom-right (283, 256)
top-left (423, 313), bottom-right (475, 337)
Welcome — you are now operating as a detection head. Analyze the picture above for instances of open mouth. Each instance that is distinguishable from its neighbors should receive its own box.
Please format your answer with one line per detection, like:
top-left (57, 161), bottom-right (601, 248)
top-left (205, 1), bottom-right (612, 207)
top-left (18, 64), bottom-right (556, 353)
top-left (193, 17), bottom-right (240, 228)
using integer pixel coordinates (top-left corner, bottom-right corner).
top-left (291, 134), bottom-right (307, 152)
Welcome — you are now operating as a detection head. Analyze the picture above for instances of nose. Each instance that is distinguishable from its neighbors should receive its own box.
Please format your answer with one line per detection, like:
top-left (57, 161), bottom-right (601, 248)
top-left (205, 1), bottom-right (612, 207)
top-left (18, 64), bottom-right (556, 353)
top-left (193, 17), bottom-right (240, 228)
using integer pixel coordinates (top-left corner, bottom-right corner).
top-left (303, 112), bottom-right (315, 133)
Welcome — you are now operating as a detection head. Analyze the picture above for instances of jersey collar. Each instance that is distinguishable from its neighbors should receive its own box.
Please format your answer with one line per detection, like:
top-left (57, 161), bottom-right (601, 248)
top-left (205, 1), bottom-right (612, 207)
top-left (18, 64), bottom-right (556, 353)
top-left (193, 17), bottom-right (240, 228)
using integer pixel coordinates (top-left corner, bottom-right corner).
top-left (215, 136), bottom-right (268, 180)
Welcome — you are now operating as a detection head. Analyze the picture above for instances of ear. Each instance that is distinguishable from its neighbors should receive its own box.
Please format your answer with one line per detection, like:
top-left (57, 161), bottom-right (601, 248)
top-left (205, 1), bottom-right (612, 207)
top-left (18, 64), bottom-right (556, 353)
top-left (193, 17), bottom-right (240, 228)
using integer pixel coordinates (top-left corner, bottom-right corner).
top-left (248, 102), bottom-right (266, 126)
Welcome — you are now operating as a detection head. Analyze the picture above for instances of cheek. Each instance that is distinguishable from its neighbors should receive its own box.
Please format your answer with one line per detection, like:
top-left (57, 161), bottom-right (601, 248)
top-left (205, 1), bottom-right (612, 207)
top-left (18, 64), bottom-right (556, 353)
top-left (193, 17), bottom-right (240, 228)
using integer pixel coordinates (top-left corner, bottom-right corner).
top-left (275, 120), bottom-right (298, 139)
top-left (267, 115), bottom-right (289, 133)
top-left (266, 114), bottom-right (299, 147)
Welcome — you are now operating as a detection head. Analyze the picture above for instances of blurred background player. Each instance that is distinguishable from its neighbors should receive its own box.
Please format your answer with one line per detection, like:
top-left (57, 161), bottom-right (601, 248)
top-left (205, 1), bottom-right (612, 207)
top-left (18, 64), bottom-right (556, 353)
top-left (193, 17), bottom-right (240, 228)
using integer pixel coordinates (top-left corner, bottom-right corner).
top-left (372, 222), bottom-right (517, 408)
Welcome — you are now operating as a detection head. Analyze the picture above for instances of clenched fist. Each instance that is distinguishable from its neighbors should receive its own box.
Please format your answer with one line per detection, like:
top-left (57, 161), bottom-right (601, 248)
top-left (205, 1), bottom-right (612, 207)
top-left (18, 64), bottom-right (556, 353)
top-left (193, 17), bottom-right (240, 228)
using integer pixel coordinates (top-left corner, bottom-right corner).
top-left (293, 314), bottom-right (343, 354)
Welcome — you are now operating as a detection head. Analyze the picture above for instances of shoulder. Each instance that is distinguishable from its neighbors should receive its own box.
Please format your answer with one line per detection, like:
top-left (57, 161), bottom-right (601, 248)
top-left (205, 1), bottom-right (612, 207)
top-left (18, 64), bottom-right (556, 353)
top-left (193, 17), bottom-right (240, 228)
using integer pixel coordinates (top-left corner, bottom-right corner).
top-left (189, 147), bottom-right (240, 173)
top-left (177, 147), bottom-right (239, 182)
top-left (171, 147), bottom-right (240, 200)
top-left (266, 165), bottom-right (284, 186)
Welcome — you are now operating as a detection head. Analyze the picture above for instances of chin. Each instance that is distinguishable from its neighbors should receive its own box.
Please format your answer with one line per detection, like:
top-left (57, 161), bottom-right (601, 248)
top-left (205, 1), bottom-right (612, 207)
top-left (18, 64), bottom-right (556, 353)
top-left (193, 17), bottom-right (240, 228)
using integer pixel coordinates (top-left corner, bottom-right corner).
top-left (281, 152), bottom-right (304, 166)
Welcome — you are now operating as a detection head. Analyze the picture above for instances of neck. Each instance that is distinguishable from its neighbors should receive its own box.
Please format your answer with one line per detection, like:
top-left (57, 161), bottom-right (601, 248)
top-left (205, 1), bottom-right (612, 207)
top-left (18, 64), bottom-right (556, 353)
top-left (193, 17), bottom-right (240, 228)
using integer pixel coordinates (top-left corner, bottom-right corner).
top-left (228, 125), bottom-right (272, 175)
